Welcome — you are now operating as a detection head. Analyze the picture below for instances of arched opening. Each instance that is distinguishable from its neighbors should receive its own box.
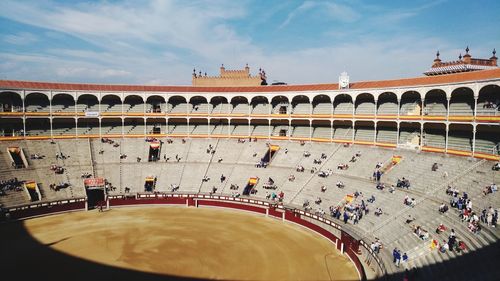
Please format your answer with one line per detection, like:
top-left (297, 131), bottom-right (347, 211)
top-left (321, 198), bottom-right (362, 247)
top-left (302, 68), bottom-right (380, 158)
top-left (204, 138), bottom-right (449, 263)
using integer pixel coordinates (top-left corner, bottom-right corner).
top-left (76, 94), bottom-right (99, 112)
top-left (25, 118), bottom-right (50, 136)
top-left (291, 120), bottom-right (310, 139)
top-left (0, 118), bottom-right (23, 136)
top-left (377, 92), bottom-right (398, 115)
top-left (230, 119), bottom-right (250, 136)
top-left (168, 118), bottom-right (188, 135)
top-left (354, 121), bottom-right (375, 142)
top-left (400, 91), bottom-right (421, 115)
top-left (101, 118), bottom-right (122, 136)
top-left (355, 93), bottom-right (375, 115)
top-left (123, 95), bottom-right (144, 113)
top-left (448, 124), bottom-right (473, 152)
top-left (124, 118), bottom-right (145, 135)
top-left (190, 96), bottom-right (209, 114)
top-left (376, 121), bottom-right (397, 144)
top-left (271, 96), bottom-right (289, 115)
top-left (25, 93), bottom-right (49, 113)
top-left (333, 94), bottom-right (353, 115)
top-left (312, 120), bottom-right (331, 140)
top-left (312, 95), bottom-right (332, 115)
top-left (146, 96), bottom-right (166, 114)
top-left (477, 84), bottom-right (500, 115)
top-left (76, 118), bottom-right (97, 136)
top-left (146, 118), bottom-right (166, 135)
top-left (52, 93), bottom-right (75, 113)
top-left (399, 122), bottom-right (421, 146)
top-left (450, 87), bottom-right (474, 115)
top-left (475, 124), bottom-right (500, 155)
top-left (101, 95), bottom-right (122, 113)
top-left (251, 119), bottom-right (269, 137)
top-left (53, 118), bottom-right (76, 136)
top-left (424, 89), bottom-right (447, 116)
top-left (271, 119), bottom-right (289, 137)
top-left (210, 96), bottom-right (229, 114)
top-left (190, 118), bottom-right (209, 135)
top-left (333, 120), bottom-right (352, 140)
top-left (230, 96), bottom-right (249, 114)
top-left (251, 96), bottom-right (269, 115)
top-left (423, 123), bottom-right (446, 148)
top-left (0, 92), bottom-right (22, 112)
top-left (168, 96), bottom-right (189, 114)
top-left (291, 95), bottom-right (311, 115)
top-left (210, 118), bottom-right (229, 136)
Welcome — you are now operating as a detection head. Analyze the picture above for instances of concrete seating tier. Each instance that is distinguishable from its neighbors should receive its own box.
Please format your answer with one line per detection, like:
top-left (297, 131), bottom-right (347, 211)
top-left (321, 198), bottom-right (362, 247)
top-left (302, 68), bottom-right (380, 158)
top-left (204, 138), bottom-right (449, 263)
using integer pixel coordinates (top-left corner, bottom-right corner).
top-left (377, 102), bottom-right (398, 115)
top-left (334, 103), bottom-right (353, 114)
top-left (424, 102), bottom-right (447, 115)
top-left (25, 104), bottom-right (49, 112)
top-left (232, 125), bottom-right (250, 136)
top-left (400, 102), bottom-right (418, 115)
top-left (232, 104), bottom-right (249, 114)
top-left (333, 127), bottom-right (351, 139)
top-left (272, 103), bottom-right (289, 114)
top-left (474, 138), bottom-right (499, 154)
top-left (292, 104), bottom-right (311, 114)
top-left (355, 103), bottom-right (375, 115)
top-left (312, 103), bottom-right (332, 114)
top-left (169, 103), bottom-right (190, 113)
top-left (211, 103), bottom-right (231, 114)
top-left (312, 127), bottom-right (331, 139)
top-left (447, 135), bottom-right (472, 152)
top-left (271, 126), bottom-right (288, 137)
top-left (377, 129), bottom-right (398, 143)
top-left (354, 128), bottom-right (375, 141)
top-left (191, 125), bottom-right (210, 135)
top-left (252, 104), bottom-right (270, 114)
top-left (449, 102), bottom-right (474, 116)
top-left (211, 125), bottom-right (232, 135)
top-left (102, 104), bottom-right (122, 113)
top-left (124, 125), bottom-right (145, 135)
top-left (423, 133), bottom-right (446, 148)
top-left (191, 103), bottom-right (210, 113)
top-left (169, 125), bottom-right (189, 135)
top-left (252, 126), bottom-right (268, 136)
top-left (291, 126), bottom-right (310, 138)
top-left (0, 138), bottom-right (498, 281)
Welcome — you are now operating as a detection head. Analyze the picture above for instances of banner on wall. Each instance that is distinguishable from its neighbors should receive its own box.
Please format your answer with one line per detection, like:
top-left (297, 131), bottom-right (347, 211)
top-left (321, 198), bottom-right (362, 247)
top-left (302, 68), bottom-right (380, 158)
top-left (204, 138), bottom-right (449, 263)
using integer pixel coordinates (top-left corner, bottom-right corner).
top-left (84, 177), bottom-right (105, 188)
top-left (85, 111), bottom-right (100, 117)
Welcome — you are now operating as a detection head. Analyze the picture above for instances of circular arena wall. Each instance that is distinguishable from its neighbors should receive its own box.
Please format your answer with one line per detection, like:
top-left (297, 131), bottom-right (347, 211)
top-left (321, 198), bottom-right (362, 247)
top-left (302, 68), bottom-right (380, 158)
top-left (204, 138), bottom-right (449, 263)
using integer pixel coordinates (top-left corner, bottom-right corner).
top-left (1, 193), bottom-right (390, 281)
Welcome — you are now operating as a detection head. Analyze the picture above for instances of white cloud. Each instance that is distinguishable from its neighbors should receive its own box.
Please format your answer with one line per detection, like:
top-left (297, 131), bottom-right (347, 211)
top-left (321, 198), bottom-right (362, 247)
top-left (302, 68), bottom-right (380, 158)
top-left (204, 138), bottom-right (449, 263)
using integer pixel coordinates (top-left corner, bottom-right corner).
top-left (0, 0), bottom-right (496, 86)
top-left (3, 32), bottom-right (38, 45)
top-left (279, 0), bottom-right (360, 29)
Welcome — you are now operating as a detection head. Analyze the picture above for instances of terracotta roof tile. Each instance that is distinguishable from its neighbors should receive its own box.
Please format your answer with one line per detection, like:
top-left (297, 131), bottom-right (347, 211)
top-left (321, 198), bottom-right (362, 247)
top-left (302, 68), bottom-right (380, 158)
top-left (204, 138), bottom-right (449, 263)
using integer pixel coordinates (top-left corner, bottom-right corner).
top-left (1, 68), bottom-right (499, 93)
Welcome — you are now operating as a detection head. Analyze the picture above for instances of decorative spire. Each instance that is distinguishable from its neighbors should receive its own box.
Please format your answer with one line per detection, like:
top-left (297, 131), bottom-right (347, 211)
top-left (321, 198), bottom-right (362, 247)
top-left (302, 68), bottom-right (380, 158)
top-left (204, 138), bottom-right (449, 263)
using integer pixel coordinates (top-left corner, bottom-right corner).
top-left (459, 53), bottom-right (462, 60)
top-left (493, 48), bottom-right (497, 57)
top-left (433, 50), bottom-right (442, 64)
top-left (465, 46), bottom-right (469, 54)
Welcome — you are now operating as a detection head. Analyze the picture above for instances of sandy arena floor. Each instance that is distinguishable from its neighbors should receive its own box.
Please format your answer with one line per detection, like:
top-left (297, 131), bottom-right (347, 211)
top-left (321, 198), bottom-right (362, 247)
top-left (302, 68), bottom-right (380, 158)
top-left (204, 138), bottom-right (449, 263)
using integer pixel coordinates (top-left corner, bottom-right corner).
top-left (1, 206), bottom-right (358, 281)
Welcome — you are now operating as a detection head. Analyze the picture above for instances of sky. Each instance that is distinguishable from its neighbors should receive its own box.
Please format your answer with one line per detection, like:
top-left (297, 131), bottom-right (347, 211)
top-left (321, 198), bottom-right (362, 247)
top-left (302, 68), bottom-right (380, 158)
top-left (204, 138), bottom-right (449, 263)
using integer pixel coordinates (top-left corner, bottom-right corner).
top-left (0, 0), bottom-right (499, 86)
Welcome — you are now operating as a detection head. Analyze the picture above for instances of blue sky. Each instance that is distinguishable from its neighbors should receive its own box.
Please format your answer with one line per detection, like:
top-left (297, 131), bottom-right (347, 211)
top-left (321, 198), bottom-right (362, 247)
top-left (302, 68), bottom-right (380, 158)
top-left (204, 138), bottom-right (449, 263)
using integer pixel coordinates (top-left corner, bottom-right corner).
top-left (0, 0), bottom-right (499, 85)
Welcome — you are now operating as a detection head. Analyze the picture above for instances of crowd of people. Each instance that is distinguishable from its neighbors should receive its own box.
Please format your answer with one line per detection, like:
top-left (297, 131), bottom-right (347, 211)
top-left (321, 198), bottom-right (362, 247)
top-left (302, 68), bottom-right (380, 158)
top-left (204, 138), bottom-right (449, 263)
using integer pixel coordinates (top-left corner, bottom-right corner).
top-left (50, 164), bottom-right (64, 174)
top-left (49, 182), bottom-right (70, 191)
top-left (0, 178), bottom-right (23, 196)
